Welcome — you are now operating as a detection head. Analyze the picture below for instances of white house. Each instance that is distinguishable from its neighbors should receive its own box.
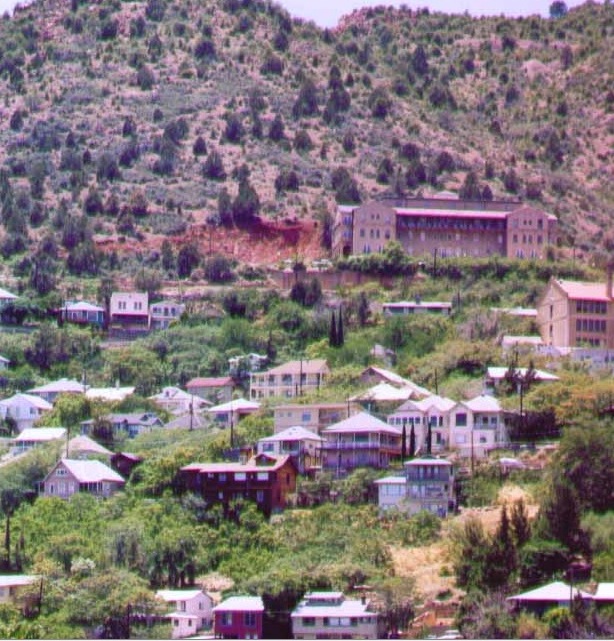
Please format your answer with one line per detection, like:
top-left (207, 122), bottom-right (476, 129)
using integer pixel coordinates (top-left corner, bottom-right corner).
top-left (257, 426), bottom-right (323, 474)
top-left (374, 475), bottom-right (408, 512)
top-left (0, 393), bottom-right (53, 433)
top-left (149, 301), bottom-right (186, 330)
top-left (41, 459), bottom-right (125, 499)
top-left (0, 575), bottom-right (39, 610)
top-left (28, 378), bottom-right (85, 404)
top-left (208, 398), bottom-right (260, 428)
top-left (156, 588), bottom-right (214, 639)
top-left (12, 427), bottom-right (66, 454)
top-left (449, 395), bottom-right (508, 457)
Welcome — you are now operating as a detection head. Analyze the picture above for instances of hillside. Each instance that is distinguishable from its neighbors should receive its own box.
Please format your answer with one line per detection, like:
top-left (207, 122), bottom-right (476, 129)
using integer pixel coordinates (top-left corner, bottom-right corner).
top-left (0, 0), bottom-right (612, 286)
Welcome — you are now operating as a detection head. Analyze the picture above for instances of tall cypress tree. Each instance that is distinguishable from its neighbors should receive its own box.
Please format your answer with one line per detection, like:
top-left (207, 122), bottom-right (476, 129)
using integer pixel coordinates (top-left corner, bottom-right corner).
top-left (329, 310), bottom-right (338, 347)
top-left (409, 424), bottom-right (416, 458)
top-left (401, 423), bottom-right (407, 460)
top-left (426, 423), bottom-right (432, 455)
top-left (337, 306), bottom-right (344, 346)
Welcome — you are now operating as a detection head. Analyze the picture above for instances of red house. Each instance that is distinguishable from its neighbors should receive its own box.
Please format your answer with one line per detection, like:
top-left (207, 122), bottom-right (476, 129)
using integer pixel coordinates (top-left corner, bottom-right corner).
top-left (179, 453), bottom-right (297, 517)
top-left (213, 596), bottom-right (264, 640)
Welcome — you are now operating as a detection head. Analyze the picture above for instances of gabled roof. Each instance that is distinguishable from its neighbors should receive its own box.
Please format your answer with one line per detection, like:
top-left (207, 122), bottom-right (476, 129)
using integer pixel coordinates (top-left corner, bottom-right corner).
top-left (67, 435), bottom-right (112, 457)
top-left (262, 359), bottom-right (329, 375)
top-left (394, 394), bottom-right (456, 414)
top-left (157, 589), bottom-right (210, 602)
top-left (186, 376), bottom-right (234, 388)
top-left (62, 301), bottom-right (104, 313)
top-left (360, 366), bottom-right (430, 396)
top-left (258, 426), bottom-right (323, 443)
top-left (149, 387), bottom-right (195, 402)
top-left (49, 459), bottom-right (125, 484)
top-left (164, 412), bottom-right (209, 430)
top-left (0, 393), bottom-right (53, 411)
top-left (0, 287), bottom-right (18, 300)
top-left (349, 383), bottom-right (415, 403)
top-left (213, 596), bottom-right (264, 612)
top-left (85, 387), bottom-right (135, 402)
top-left (486, 367), bottom-right (560, 382)
top-left (508, 204), bottom-right (557, 221)
top-left (0, 355), bottom-right (9, 364)
top-left (208, 398), bottom-right (260, 413)
top-left (29, 378), bottom-right (85, 395)
top-left (551, 279), bottom-right (611, 302)
top-left (507, 581), bottom-right (592, 602)
top-left (374, 475), bottom-right (407, 485)
top-left (0, 574), bottom-right (39, 588)
top-left (594, 583), bottom-right (614, 601)
top-left (405, 456), bottom-right (452, 467)
top-left (323, 412), bottom-right (401, 435)
top-left (462, 395), bottom-right (503, 413)
top-left (14, 427), bottom-right (66, 442)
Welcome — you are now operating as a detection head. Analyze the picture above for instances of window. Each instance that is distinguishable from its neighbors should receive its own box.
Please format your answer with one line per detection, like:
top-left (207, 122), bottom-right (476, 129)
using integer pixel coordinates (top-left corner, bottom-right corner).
top-left (221, 612), bottom-right (232, 626)
top-left (244, 612), bottom-right (256, 627)
top-left (301, 412), bottom-right (312, 423)
top-left (256, 490), bottom-right (265, 503)
top-left (56, 468), bottom-right (67, 476)
top-left (219, 473), bottom-right (227, 482)
top-left (235, 472), bottom-right (247, 481)
top-left (455, 413), bottom-right (467, 427)
top-left (256, 472), bottom-right (269, 481)
top-left (302, 617), bottom-right (316, 627)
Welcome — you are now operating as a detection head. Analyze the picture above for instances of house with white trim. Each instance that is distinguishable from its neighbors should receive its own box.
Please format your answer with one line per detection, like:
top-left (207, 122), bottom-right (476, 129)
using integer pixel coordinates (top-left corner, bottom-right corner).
top-left (41, 459), bottom-right (125, 499)
top-left (28, 378), bottom-right (85, 404)
top-left (0, 393), bottom-right (53, 433)
top-left (257, 426), bottom-right (323, 474)
top-left (156, 588), bottom-right (214, 639)
top-left (449, 394), bottom-right (508, 457)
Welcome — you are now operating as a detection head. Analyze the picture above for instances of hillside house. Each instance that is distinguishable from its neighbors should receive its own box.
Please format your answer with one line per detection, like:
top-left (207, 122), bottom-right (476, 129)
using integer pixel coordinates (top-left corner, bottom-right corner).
top-left (321, 412), bottom-right (402, 475)
top-left (249, 359), bottom-right (329, 400)
top-left (449, 395), bottom-right (508, 457)
top-left (0, 355), bottom-right (9, 370)
top-left (536, 275), bottom-right (614, 350)
top-left (0, 287), bottom-right (18, 306)
top-left (28, 378), bottom-right (85, 404)
top-left (358, 366), bottom-right (431, 397)
top-left (291, 591), bottom-right (382, 640)
top-left (273, 402), bottom-right (359, 435)
top-left (179, 453), bottom-right (297, 516)
top-left (80, 412), bottom-right (162, 439)
top-left (387, 395), bottom-right (457, 454)
top-left (0, 393), bottom-right (53, 433)
top-left (149, 300), bottom-right (186, 330)
top-left (66, 435), bottom-right (112, 460)
top-left (156, 588), bottom-right (214, 639)
top-left (110, 452), bottom-right (142, 478)
top-left (383, 300), bottom-right (452, 316)
top-left (185, 376), bottom-right (235, 404)
top-left (149, 387), bottom-right (208, 415)
top-left (41, 459), bottom-right (125, 499)
top-left (60, 301), bottom-right (105, 328)
top-left (0, 575), bottom-right (39, 612)
top-left (207, 398), bottom-right (260, 428)
top-left (256, 426), bottom-right (323, 474)
top-left (373, 475), bottom-right (408, 513)
top-left (12, 427), bottom-right (66, 454)
top-left (404, 457), bottom-right (456, 517)
top-left (212, 596), bottom-right (264, 640)
top-left (333, 197), bottom-right (558, 260)
top-left (109, 291), bottom-right (149, 334)
top-left (85, 386), bottom-right (135, 403)
top-left (484, 366), bottom-right (560, 393)
top-left (507, 582), bottom-right (592, 616)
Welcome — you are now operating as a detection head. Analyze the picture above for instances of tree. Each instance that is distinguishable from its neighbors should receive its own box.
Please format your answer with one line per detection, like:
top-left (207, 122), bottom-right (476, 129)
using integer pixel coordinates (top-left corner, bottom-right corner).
top-left (177, 242), bottom-right (200, 278)
top-left (426, 424), bottom-right (432, 455)
top-left (409, 424), bottom-right (416, 458)
top-left (511, 498), bottom-right (532, 548)
top-left (292, 79), bottom-right (319, 118)
top-left (268, 114), bottom-right (285, 142)
top-left (549, 1), bottom-right (568, 18)
top-left (412, 44), bottom-right (429, 76)
top-left (482, 506), bottom-right (516, 589)
top-left (161, 239), bottom-right (175, 272)
top-left (232, 167), bottom-right (260, 226)
top-left (202, 150), bottom-right (226, 180)
top-left (337, 307), bottom-right (344, 347)
top-left (217, 187), bottom-right (233, 226)
top-left (329, 310), bottom-right (338, 348)
top-left (224, 114), bottom-right (244, 143)
top-left (401, 424), bottom-right (407, 460)
top-left (356, 292), bottom-right (370, 327)
top-left (459, 171), bottom-right (482, 200)
top-left (192, 136), bottom-right (207, 156)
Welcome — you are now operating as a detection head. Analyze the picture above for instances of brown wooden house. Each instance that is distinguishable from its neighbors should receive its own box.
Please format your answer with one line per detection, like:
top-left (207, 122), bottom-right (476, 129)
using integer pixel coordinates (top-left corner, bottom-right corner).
top-left (179, 453), bottom-right (297, 516)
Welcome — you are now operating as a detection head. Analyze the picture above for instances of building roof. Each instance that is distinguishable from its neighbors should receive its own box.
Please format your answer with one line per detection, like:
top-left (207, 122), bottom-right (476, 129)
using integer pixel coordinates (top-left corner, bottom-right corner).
top-left (67, 435), bottom-right (112, 457)
top-left (182, 454), bottom-right (292, 475)
top-left (507, 581), bottom-right (592, 602)
top-left (323, 411), bottom-right (401, 436)
top-left (53, 459), bottom-right (125, 484)
top-left (110, 291), bottom-right (149, 313)
top-left (157, 589), bottom-right (209, 602)
top-left (28, 378), bottom-right (85, 395)
top-left (292, 596), bottom-right (374, 619)
top-left (594, 583), bottom-right (614, 601)
top-left (462, 394), bottom-right (503, 413)
top-left (150, 387), bottom-right (196, 402)
top-left (14, 427), bottom-right (66, 443)
top-left (349, 382), bottom-right (416, 403)
top-left (186, 376), bottom-right (234, 388)
top-left (212, 596), bottom-right (264, 612)
top-left (62, 301), bottom-right (105, 313)
top-left (0, 574), bottom-right (38, 588)
top-left (0, 355), bottom-right (9, 364)
top-left (394, 394), bottom-right (456, 414)
top-left (262, 359), bottom-right (329, 376)
top-left (491, 307), bottom-right (538, 317)
top-left (383, 301), bottom-right (452, 310)
top-left (164, 412), bottom-right (209, 430)
top-left (274, 402), bottom-right (350, 411)
top-left (85, 387), bottom-right (135, 402)
top-left (374, 475), bottom-right (407, 485)
top-left (405, 456), bottom-right (452, 467)
top-left (0, 288), bottom-right (18, 300)
top-left (258, 426), bottom-right (323, 443)
top-left (360, 366), bottom-right (431, 396)
top-left (486, 367), bottom-right (560, 382)
top-left (208, 398), bottom-right (261, 413)
top-left (553, 279), bottom-right (612, 302)
top-left (396, 206), bottom-right (509, 220)
top-left (0, 393), bottom-right (53, 411)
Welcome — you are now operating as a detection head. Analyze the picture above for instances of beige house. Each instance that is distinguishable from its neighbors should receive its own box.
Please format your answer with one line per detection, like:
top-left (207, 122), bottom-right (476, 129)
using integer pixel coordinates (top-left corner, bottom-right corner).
top-left (404, 457), bottom-right (456, 517)
top-left (292, 591), bottom-right (381, 640)
top-left (249, 359), bottom-right (329, 400)
top-left (257, 426), bottom-right (323, 474)
top-left (536, 276), bottom-right (614, 349)
top-left (109, 291), bottom-right (149, 331)
top-left (156, 588), bottom-right (214, 639)
top-left (333, 197), bottom-right (557, 260)
top-left (185, 377), bottom-right (234, 404)
top-left (449, 395), bottom-right (508, 457)
top-left (0, 575), bottom-right (39, 612)
top-left (273, 402), bottom-right (359, 435)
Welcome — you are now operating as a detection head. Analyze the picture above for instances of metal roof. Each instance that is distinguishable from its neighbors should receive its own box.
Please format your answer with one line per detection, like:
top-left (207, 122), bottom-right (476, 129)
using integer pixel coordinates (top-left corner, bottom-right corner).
top-left (323, 411), bottom-right (402, 435)
top-left (213, 596), bottom-right (264, 612)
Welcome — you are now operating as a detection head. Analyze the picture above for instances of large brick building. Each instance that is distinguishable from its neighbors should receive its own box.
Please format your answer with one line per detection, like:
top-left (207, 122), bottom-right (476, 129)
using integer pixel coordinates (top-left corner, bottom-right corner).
top-left (333, 196), bottom-right (558, 260)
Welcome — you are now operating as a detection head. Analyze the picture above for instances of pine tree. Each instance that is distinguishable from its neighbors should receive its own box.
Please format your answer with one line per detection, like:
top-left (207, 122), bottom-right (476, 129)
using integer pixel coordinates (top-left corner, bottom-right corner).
top-left (337, 307), bottom-right (344, 346)
top-left (483, 505), bottom-right (516, 590)
top-left (409, 424), bottom-right (416, 458)
top-left (510, 498), bottom-right (531, 548)
top-left (329, 310), bottom-right (338, 348)
top-left (401, 424), bottom-right (407, 460)
top-left (426, 424), bottom-right (432, 455)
